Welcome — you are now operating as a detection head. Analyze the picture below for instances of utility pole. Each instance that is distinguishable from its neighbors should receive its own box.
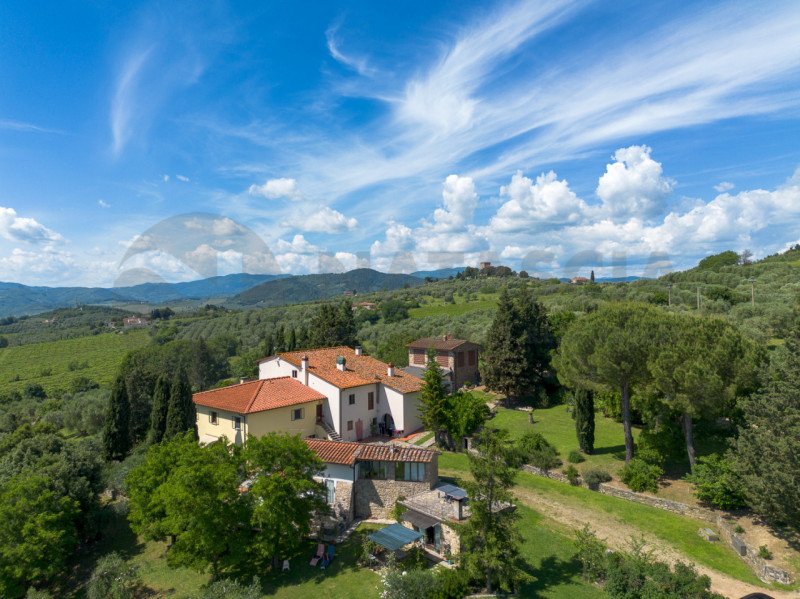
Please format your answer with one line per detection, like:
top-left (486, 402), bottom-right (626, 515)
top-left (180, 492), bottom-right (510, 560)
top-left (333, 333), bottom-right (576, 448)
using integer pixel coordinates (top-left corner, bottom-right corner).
top-left (749, 277), bottom-right (755, 306)
top-left (667, 283), bottom-right (673, 307)
top-left (697, 286), bottom-right (701, 310)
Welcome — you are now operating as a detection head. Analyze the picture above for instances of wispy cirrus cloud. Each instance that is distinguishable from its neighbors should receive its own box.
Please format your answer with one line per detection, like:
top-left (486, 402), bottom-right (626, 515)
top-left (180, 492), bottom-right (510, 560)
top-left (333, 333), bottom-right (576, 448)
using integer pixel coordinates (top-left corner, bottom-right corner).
top-left (0, 119), bottom-right (64, 134)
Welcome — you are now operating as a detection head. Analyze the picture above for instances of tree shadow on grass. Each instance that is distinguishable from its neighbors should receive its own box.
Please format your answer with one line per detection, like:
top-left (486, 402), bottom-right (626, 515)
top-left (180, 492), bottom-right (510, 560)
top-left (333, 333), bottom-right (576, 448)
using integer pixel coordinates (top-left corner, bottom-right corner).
top-left (520, 554), bottom-right (586, 596)
top-left (591, 443), bottom-right (627, 459)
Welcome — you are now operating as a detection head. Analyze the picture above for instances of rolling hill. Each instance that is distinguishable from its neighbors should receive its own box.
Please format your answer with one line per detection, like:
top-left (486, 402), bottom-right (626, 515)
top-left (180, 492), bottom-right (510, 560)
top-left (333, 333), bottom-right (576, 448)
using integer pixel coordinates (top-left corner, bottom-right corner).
top-left (232, 268), bottom-right (424, 307)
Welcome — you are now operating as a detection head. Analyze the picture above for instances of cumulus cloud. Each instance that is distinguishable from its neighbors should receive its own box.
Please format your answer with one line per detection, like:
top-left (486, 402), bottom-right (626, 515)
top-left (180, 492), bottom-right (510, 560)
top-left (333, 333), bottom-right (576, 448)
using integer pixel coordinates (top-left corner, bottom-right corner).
top-left (0, 248), bottom-right (76, 282)
top-left (0, 207), bottom-right (63, 244)
top-left (287, 206), bottom-right (358, 233)
top-left (432, 175), bottom-right (478, 231)
top-left (248, 177), bottom-right (302, 200)
top-left (596, 145), bottom-right (674, 222)
top-left (714, 181), bottom-right (735, 192)
top-left (176, 174), bottom-right (190, 182)
top-left (490, 170), bottom-right (588, 233)
top-left (98, 200), bottom-right (111, 208)
top-left (163, 174), bottom-right (170, 182)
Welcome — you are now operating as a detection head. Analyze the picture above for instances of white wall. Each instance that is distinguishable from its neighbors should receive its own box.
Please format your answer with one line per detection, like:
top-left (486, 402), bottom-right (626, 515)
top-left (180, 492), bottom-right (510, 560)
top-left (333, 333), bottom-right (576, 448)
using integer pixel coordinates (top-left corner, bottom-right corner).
top-left (338, 383), bottom-right (380, 441)
top-left (318, 463), bottom-right (354, 482)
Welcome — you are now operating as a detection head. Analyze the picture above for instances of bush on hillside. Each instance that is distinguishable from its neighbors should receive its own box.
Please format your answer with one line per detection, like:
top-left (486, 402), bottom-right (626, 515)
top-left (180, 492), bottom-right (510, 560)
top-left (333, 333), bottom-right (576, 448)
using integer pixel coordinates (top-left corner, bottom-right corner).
top-left (686, 454), bottom-right (747, 510)
top-left (620, 458), bottom-right (663, 493)
top-left (583, 469), bottom-right (612, 488)
top-left (516, 431), bottom-right (562, 470)
top-left (568, 449), bottom-right (585, 463)
top-left (564, 464), bottom-right (580, 486)
top-left (87, 552), bottom-right (141, 599)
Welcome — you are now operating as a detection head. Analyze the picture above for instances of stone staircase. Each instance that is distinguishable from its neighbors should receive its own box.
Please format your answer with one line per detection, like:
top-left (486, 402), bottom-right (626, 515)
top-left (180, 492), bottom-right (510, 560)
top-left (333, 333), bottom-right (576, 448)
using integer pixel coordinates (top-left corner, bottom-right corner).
top-left (317, 419), bottom-right (343, 442)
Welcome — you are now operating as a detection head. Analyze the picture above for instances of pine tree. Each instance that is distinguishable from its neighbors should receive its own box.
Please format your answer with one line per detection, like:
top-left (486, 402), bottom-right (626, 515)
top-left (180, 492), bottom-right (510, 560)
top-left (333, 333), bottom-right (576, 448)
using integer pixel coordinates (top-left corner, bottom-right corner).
top-left (419, 349), bottom-right (451, 449)
top-left (149, 375), bottom-right (170, 444)
top-left (274, 325), bottom-right (285, 353)
top-left (165, 370), bottom-right (196, 441)
top-left (308, 300), bottom-right (358, 348)
top-left (480, 288), bottom-right (525, 400)
top-left (574, 388), bottom-right (595, 454)
top-left (103, 375), bottom-right (131, 461)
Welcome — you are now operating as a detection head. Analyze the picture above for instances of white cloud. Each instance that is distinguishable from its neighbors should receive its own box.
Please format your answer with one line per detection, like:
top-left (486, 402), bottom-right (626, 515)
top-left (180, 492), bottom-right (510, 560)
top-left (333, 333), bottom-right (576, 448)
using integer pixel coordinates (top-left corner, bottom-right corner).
top-left (248, 177), bottom-right (302, 200)
top-left (714, 181), bottom-right (735, 192)
top-left (596, 145), bottom-right (674, 222)
top-left (163, 174), bottom-right (170, 182)
top-left (111, 46), bottom-right (155, 156)
top-left (98, 200), bottom-right (111, 209)
top-left (490, 170), bottom-right (588, 233)
top-left (176, 174), bottom-right (190, 182)
top-left (0, 207), bottom-right (63, 244)
top-left (0, 248), bottom-right (75, 282)
top-left (326, 24), bottom-right (373, 76)
top-left (432, 175), bottom-right (478, 231)
top-left (287, 206), bottom-right (358, 233)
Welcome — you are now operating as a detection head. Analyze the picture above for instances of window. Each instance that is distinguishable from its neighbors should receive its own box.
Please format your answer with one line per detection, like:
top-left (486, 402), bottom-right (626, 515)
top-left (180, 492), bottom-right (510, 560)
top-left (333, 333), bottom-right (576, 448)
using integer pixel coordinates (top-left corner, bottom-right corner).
top-left (291, 369), bottom-right (298, 378)
top-left (348, 394), bottom-right (356, 405)
top-left (233, 416), bottom-right (241, 430)
top-left (210, 411), bottom-right (218, 425)
top-left (457, 351), bottom-right (465, 367)
top-left (347, 420), bottom-right (353, 431)
top-left (291, 408), bottom-right (304, 421)
top-left (325, 479), bottom-right (336, 504)
top-left (368, 392), bottom-right (374, 410)
top-left (468, 350), bottom-right (476, 366)
top-left (359, 460), bottom-right (386, 480)
top-left (396, 462), bottom-right (426, 482)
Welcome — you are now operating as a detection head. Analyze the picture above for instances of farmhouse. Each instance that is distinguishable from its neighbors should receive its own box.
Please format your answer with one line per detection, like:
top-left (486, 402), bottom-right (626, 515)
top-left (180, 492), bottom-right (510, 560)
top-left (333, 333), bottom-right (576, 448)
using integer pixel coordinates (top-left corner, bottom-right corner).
top-left (405, 335), bottom-right (481, 390)
top-left (305, 438), bottom-right (438, 521)
top-left (258, 346), bottom-right (423, 441)
top-left (193, 377), bottom-right (327, 445)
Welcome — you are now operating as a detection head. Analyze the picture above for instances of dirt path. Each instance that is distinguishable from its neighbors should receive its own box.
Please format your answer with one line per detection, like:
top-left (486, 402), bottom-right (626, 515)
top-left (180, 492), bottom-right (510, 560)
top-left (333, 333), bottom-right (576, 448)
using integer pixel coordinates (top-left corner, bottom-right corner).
top-left (512, 486), bottom-right (799, 599)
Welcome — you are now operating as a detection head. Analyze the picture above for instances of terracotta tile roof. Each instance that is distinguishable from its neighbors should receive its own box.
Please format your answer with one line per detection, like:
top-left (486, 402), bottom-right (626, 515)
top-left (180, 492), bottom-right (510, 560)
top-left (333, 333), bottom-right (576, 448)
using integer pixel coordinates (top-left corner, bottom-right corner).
top-left (305, 439), bottom-right (436, 465)
top-left (407, 336), bottom-right (480, 351)
top-left (305, 439), bottom-right (361, 465)
top-left (266, 346), bottom-right (422, 393)
top-left (193, 377), bottom-right (325, 414)
top-left (356, 444), bottom-right (436, 463)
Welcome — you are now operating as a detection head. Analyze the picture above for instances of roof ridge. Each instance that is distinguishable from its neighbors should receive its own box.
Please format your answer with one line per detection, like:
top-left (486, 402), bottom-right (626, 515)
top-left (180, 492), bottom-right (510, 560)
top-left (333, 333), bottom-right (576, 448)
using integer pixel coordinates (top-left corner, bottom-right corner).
top-left (244, 379), bottom-right (267, 413)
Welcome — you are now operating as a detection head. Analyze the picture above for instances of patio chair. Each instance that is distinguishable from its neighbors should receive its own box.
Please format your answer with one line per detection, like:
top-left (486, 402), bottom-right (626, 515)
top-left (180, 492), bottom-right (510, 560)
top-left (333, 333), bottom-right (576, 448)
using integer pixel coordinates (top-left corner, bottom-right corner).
top-left (309, 543), bottom-right (324, 566)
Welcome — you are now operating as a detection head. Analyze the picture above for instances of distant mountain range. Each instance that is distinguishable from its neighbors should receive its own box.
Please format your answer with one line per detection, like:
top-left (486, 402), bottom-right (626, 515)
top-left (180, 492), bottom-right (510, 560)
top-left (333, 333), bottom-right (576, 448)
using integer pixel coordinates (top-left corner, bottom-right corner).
top-left (232, 269), bottom-right (423, 307)
top-left (0, 269), bottom-right (434, 317)
top-left (411, 267), bottom-right (466, 279)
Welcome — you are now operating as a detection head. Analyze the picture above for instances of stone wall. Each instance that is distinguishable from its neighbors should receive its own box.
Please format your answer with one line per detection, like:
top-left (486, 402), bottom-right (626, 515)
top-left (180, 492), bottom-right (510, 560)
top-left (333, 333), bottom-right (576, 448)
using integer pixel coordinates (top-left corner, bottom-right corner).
top-left (354, 479), bottom-right (432, 518)
top-left (520, 465), bottom-right (794, 585)
top-left (333, 480), bottom-right (354, 522)
top-left (441, 522), bottom-right (461, 556)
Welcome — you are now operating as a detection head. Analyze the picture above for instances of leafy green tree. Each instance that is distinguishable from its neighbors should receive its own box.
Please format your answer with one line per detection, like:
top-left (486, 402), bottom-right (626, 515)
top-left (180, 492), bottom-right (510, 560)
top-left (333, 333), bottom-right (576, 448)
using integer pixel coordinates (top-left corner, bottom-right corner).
top-left (164, 369), bottom-right (196, 441)
top-left (460, 427), bottom-right (526, 593)
top-left (649, 315), bottom-right (752, 468)
top-left (87, 552), bottom-right (141, 599)
top-left (419, 349), bottom-right (451, 449)
top-left (244, 433), bottom-right (328, 567)
top-left (445, 391), bottom-right (490, 443)
top-left (149, 375), bottom-right (170, 444)
top-left (380, 299), bottom-right (409, 323)
top-left (555, 303), bottom-right (663, 462)
top-left (103, 375), bottom-right (131, 461)
top-left (573, 388), bottom-right (595, 454)
top-left (0, 475), bottom-right (79, 597)
top-left (734, 326), bottom-right (800, 529)
top-left (480, 289), bottom-right (525, 399)
top-left (686, 454), bottom-right (747, 510)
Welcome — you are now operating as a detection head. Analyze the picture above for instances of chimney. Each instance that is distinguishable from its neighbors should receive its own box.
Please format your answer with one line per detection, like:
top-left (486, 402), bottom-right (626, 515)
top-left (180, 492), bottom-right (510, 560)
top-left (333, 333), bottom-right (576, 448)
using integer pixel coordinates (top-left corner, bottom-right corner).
top-left (336, 355), bottom-right (347, 371)
top-left (355, 346), bottom-right (363, 356)
top-left (387, 363), bottom-right (395, 377)
top-left (453, 498), bottom-right (464, 521)
top-left (301, 355), bottom-right (309, 385)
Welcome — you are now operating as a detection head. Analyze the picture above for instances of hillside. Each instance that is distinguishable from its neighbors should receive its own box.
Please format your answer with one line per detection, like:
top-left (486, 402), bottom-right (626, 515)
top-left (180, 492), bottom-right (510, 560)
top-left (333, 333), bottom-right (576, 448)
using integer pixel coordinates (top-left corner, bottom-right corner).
top-left (231, 268), bottom-right (424, 307)
top-left (0, 273), bottom-right (285, 317)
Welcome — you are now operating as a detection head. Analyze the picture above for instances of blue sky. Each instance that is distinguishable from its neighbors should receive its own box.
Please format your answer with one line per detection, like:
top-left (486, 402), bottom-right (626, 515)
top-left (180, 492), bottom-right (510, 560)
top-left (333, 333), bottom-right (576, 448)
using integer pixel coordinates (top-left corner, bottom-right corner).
top-left (2, 0), bottom-right (800, 286)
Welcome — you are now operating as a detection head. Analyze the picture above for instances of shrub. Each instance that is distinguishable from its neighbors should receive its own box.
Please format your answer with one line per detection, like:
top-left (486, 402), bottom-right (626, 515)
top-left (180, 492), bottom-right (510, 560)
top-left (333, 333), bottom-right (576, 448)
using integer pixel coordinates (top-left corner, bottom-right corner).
top-left (191, 577), bottom-right (261, 599)
top-left (734, 524), bottom-right (745, 534)
top-left (575, 525), bottom-right (608, 582)
top-left (359, 536), bottom-right (378, 567)
top-left (758, 545), bottom-right (773, 560)
top-left (583, 469), bottom-right (612, 488)
top-left (568, 449), bottom-right (586, 464)
top-left (391, 496), bottom-right (408, 522)
top-left (685, 454), bottom-right (747, 510)
top-left (620, 458), bottom-right (663, 493)
top-left (402, 545), bottom-right (427, 571)
top-left (430, 568), bottom-right (470, 599)
top-left (87, 552), bottom-right (141, 599)
top-left (565, 464), bottom-right (580, 485)
top-left (516, 431), bottom-right (562, 470)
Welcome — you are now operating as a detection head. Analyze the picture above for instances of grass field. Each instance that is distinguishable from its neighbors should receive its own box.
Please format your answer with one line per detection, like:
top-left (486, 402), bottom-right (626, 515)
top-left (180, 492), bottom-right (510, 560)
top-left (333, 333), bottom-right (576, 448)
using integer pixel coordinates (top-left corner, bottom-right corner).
top-left (439, 452), bottom-right (766, 587)
top-left (0, 330), bottom-right (150, 395)
top-left (490, 404), bottom-right (639, 476)
top-left (409, 293), bottom-right (498, 318)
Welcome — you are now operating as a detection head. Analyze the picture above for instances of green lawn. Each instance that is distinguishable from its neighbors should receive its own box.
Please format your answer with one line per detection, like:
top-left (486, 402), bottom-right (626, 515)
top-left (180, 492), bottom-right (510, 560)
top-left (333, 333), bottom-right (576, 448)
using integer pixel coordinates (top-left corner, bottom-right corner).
top-left (414, 431), bottom-right (434, 446)
top-left (491, 404), bottom-right (638, 476)
top-left (409, 294), bottom-right (498, 318)
top-left (0, 330), bottom-right (150, 395)
top-left (439, 452), bottom-right (766, 587)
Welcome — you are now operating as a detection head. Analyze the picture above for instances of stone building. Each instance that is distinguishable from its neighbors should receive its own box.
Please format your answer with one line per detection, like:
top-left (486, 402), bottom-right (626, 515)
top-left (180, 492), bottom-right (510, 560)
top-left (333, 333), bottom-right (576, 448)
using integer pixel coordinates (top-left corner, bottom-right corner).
top-left (405, 335), bottom-right (481, 390)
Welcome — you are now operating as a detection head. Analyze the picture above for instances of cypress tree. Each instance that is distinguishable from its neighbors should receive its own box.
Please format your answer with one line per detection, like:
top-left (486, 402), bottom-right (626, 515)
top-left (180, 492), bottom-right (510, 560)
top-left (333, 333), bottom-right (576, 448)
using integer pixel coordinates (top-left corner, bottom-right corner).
top-left (574, 388), bottom-right (595, 454)
top-left (103, 375), bottom-right (131, 461)
top-left (149, 375), bottom-right (170, 444)
top-left (480, 288), bottom-right (525, 400)
top-left (516, 291), bottom-right (555, 398)
top-left (165, 369), bottom-right (196, 440)
top-left (419, 349), bottom-right (451, 449)
top-left (287, 327), bottom-right (297, 351)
